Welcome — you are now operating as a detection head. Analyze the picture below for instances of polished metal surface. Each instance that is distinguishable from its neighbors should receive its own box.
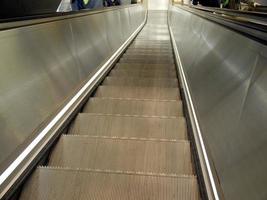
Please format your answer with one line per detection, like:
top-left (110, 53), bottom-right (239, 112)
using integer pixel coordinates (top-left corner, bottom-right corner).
top-left (19, 11), bottom-right (201, 200)
top-left (0, 5), bottom-right (145, 175)
top-left (169, 5), bottom-right (267, 200)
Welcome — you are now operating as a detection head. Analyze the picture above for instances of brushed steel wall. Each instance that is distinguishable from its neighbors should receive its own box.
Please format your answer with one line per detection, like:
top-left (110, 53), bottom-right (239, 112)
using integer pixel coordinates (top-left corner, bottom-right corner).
top-left (0, 5), bottom-right (145, 174)
top-left (169, 6), bottom-right (267, 200)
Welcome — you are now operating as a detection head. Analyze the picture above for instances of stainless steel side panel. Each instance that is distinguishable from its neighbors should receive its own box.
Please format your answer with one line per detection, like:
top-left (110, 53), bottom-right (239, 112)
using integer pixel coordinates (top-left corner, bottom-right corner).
top-left (169, 5), bottom-right (267, 200)
top-left (0, 5), bottom-right (145, 173)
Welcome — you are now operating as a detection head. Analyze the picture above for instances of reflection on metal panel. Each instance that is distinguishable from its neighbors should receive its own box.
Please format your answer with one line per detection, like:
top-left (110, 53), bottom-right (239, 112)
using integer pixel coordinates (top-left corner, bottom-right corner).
top-left (169, 5), bottom-right (267, 200)
top-left (148, 0), bottom-right (169, 10)
top-left (0, 5), bottom-right (145, 174)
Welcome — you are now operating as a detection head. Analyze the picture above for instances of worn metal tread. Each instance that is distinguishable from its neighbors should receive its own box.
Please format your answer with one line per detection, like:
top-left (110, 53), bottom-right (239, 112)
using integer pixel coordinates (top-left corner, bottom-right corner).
top-left (114, 64), bottom-right (176, 72)
top-left (20, 167), bottom-right (200, 200)
top-left (109, 69), bottom-right (177, 78)
top-left (83, 97), bottom-right (183, 117)
top-left (103, 77), bottom-right (178, 88)
top-left (136, 37), bottom-right (171, 41)
top-left (132, 42), bottom-right (171, 46)
top-left (49, 135), bottom-right (194, 175)
top-left (127, 48), bottom-right (173, 53)
top-left (94, 86), bottom-right (180, 100)
top-left (122, 54), bottom-right (173, 60)
top-left (130, 44), bottom-right (171, 49)
top-left (134, 39), bottom-right (170, 42)
top-left (119, 57), bottom-right (174, 64)
top-left (128, 46), bottom-right (172, 51)
top-left (69, 113), bottom-right (188, 140)
top-left (123, 52), bottom-right (172, 57)
top-left (115, 63), bottom-right (175, 70)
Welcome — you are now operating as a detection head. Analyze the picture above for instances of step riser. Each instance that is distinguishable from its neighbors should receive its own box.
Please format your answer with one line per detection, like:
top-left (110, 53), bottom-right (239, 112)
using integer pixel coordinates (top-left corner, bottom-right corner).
top-left (95, 86), bottom-right (180, 100)
top-left (123, 54), bottom-right (173, 59)
top-left (84, 98), bottom-right (183, 117)
top-left (20, 168), bottom-right (200, 200)
top-left (70, 114), bottom-right (187, 140)
top-left (49, 136), bottom-right (194, 175)
top-left (119, 59), bottom-right (174, 64)
top-left (109, 70), bottom-right (177, 78)
top-left (116, 63), bottom-right (175, 70)
top-left (103, 77), bottom-right (178, 88)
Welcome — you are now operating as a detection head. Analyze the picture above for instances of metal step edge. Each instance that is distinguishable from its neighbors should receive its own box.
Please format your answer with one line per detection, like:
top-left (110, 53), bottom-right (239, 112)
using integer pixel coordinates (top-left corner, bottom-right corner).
top-left (89, 97), bottom-right (181, 102)
top-left (61, 134), bottom-right (190, 143)
top-left (80, 112), bottom-right (181, 119)
top-left (38, 166), bottom-right (197, 179)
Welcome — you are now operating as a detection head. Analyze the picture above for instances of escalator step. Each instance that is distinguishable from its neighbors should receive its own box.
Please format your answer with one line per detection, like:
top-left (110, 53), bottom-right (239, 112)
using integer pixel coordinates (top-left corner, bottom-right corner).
top-left (20, 167), bottom-right (200, 200)
top-left (133, 41), bottom-right (171, 46)
top-left (69, 114), bottom-right (187, 140)
top-left (115, 63), bottom-right (175, 70)
top-left (136, 37), bottom-right (171, 41)
top-left (122, 54), bottom-right (173, 60)
top-left (132, 39), bottom-right (170, 43)
top-left (103, 77), bottom-right (178, 88)
top-left (123, 52), bottom-right (172, 57)
top-left (127, 48), bottom-right (173, 53)
top-left (119, 57), bottom-right (174, 64)
top-left (109, 69), bottom-right (176, 78)
top-left (130, 44), bottom-right (171, 48)
top-left (49, 135), bottom-right (194, 175)
top-left (94, 86), bottom-right (180, 100)
top-left (83, 98), bottom-right (183, 117)
top-left (128, 46), bottom-right (172, 50)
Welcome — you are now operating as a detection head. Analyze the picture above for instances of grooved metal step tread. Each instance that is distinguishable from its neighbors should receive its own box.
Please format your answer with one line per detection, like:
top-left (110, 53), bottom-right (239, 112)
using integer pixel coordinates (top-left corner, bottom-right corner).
top-left (83, 98), bottom-right (183, 117)
top-left (119, 57), bottom-right (174, 64)
top-left (134, 39), bottom-right (170, 42)
top-left (138, 33), bottom-right (169, 35)
top-left (49, 135), bottom-right (194, 175)
top-left (109, 69), bottom-right (177, 78)
top-left (122, 54), bottom-right (173, 60)
top-left (127, 48), bottom-right (173, 53)
top-left (94, 86), bottom-right (180, 100)
top-left (103, 77), bottom-right (178, 88)
top-left (136, 37), bottom-right (171, 41)
top-left (133, 42), bottom-right (171, 45)
top-left (69, 114), bottom-right (187, 140)
top-left (123, 52), bottom-right (172, 57)
top-left (20, 167), bottom-right (200, 200)
top-left (129, 46), bottom-right (172, 51)
top-left (139, 34), bottom-right (169, 36)
top-left (130, 44), bottom-right (171, 49)
top-left (116, 63), bottom-right (175, 70)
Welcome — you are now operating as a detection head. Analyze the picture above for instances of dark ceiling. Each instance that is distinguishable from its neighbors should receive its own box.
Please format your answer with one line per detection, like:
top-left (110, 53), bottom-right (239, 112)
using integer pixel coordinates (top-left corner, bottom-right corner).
top-left (0, 0), bottom-right (62, 18)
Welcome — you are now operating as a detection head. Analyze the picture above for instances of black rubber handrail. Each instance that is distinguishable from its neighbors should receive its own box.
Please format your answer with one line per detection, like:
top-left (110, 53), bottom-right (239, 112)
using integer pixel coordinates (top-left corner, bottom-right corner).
top-left (0, 4), bottom-right (140, 31)
top-left (191, 5), bottom-right (267, 19)
top-left (174, 4), bottom-right (267, 45)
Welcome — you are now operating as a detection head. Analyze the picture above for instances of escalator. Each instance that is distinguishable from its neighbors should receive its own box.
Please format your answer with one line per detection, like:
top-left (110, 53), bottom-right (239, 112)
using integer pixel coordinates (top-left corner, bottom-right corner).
top-left (18, 11), bottom-right (201, 200)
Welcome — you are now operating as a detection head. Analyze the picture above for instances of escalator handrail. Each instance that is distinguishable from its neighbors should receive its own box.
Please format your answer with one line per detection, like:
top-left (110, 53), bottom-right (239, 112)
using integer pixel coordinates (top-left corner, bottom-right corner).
top-left (173, 4), bottom-right (267, 45)
top-left (0, 4), bottom-right (141, 31)
top-left (190, 5), bottom-right (267, 19)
